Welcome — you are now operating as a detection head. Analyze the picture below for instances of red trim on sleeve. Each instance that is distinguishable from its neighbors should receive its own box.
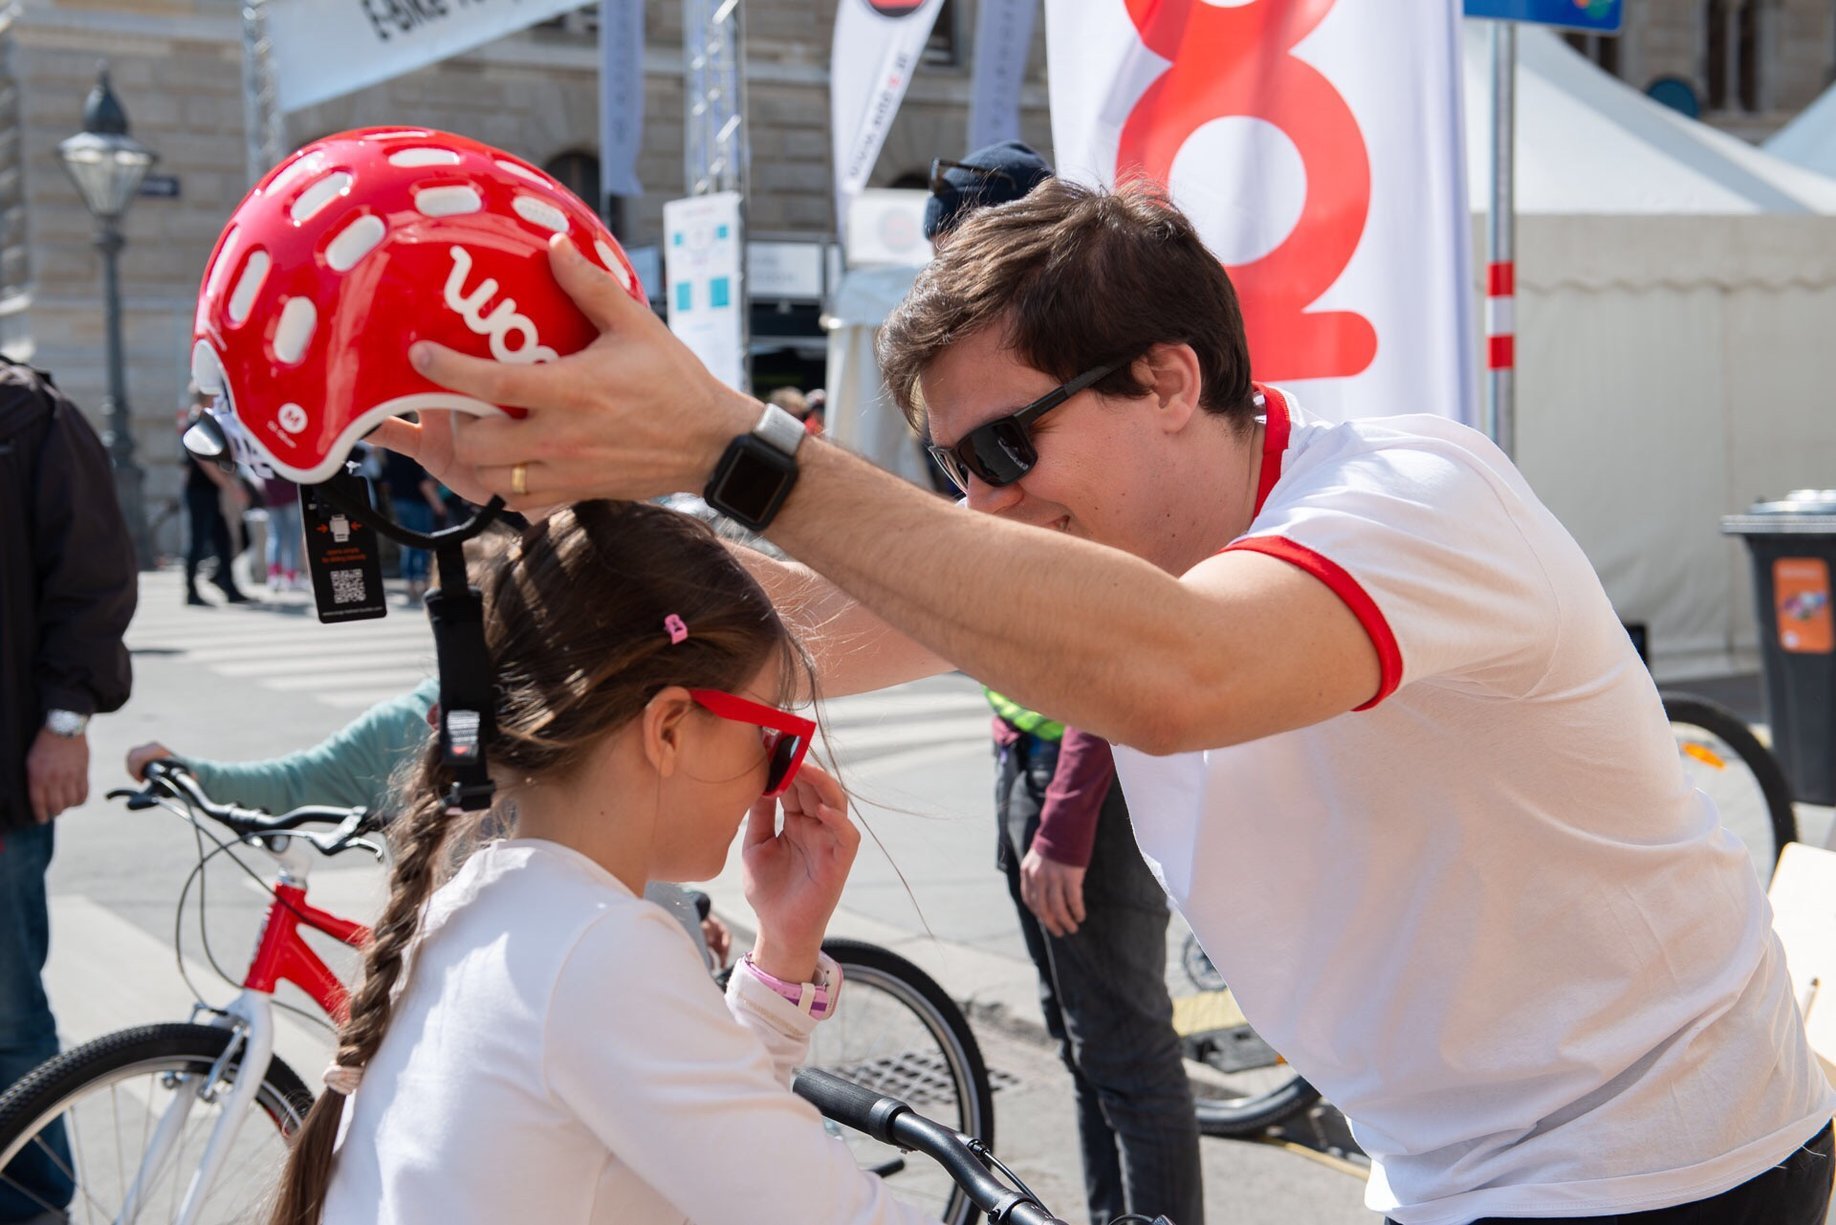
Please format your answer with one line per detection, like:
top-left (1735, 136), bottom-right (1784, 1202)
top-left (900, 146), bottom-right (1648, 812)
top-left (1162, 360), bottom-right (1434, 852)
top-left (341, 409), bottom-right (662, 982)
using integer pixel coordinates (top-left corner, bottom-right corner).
top-left (1249, 383), bottom-right (1292, 518)
top-left (1223, 536), bottom-right (1404, 710)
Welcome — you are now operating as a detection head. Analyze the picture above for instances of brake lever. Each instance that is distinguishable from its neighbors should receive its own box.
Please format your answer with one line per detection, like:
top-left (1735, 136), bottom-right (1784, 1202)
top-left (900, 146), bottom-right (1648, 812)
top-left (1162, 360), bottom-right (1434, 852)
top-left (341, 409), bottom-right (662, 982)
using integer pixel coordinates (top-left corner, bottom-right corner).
top-left (301, 810), bottom-right (372, 857)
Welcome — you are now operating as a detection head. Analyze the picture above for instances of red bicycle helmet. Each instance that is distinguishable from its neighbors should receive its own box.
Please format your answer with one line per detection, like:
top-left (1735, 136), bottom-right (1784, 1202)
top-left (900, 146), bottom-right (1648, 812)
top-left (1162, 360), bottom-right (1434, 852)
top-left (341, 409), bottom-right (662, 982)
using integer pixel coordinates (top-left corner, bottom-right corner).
top-left (191, 126), bottom-right (643, 483)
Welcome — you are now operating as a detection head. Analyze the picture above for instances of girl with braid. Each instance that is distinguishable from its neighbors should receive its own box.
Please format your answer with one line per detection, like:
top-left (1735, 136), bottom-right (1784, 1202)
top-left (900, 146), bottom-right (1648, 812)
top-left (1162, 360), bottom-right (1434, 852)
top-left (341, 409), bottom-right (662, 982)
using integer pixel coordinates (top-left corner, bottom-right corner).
top-left (270, 501), bottom-right (939, 1225)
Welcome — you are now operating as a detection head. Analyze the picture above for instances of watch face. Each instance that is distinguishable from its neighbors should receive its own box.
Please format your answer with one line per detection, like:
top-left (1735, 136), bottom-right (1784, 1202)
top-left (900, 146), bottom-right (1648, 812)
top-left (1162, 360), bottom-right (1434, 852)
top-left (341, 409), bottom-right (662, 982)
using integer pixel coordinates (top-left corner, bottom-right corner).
top-left (722, 453), bottom-right (792, 511)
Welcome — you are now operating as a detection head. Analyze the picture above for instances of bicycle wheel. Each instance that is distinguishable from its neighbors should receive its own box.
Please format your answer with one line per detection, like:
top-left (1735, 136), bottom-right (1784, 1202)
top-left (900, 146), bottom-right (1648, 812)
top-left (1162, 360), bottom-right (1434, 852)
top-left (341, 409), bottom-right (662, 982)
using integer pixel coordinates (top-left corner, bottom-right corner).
top-left (1165, 915), bottom-right (1320, 1137)
top-left (808, 939), bottom-right (994, 1225)
top-left (0, 1023), bottom-right (313, 1225)
top-left (1662, 690), bottom-right (1798, 882)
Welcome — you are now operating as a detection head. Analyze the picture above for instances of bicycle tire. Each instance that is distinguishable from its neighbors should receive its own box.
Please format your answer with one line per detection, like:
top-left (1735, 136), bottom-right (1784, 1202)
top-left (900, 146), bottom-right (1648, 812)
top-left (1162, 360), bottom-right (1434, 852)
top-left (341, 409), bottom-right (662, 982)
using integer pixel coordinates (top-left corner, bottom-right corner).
top-left (0, 1022), bottom-right (313, 1224)
top-left (1661, 690), bottom-right (1798, 879)
top-left (1166, 923), bottom-right (1322, 1138)
top-left (812, 938), bottom-right (994, 1225)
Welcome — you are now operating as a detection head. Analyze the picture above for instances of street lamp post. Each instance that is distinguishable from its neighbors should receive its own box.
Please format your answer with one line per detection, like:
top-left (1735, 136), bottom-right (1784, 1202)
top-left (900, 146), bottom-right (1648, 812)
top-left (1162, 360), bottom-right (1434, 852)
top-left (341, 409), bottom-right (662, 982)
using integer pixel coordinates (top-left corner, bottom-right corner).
top-left (57, 64), bottom-right (158, 569)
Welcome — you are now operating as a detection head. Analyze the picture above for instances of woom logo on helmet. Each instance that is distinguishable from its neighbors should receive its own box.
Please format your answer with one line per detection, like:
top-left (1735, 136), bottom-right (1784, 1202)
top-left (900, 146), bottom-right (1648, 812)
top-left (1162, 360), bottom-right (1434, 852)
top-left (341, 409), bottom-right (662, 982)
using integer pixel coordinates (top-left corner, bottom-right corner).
top-left (192, 126), bottom-right (643, 484)
top-left (443, 246), bottom-right (559, 365)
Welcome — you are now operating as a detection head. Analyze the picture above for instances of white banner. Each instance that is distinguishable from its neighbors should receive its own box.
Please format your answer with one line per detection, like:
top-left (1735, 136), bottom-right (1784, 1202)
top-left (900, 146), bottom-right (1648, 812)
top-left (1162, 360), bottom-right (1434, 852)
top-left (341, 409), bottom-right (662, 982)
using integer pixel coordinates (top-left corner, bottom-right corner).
top-left (599, 0), bottom-right (645, 199)
top-left (664, 192), bottom-right (746, 393)
top-left (265, 0), bottom-right (583, 113)
top-left (967, 0), bottom-right (1037, 152)
top-left (830, 0), bottom-right (945, 248)
top-left (1045, 0), bottom-right (1475, 425)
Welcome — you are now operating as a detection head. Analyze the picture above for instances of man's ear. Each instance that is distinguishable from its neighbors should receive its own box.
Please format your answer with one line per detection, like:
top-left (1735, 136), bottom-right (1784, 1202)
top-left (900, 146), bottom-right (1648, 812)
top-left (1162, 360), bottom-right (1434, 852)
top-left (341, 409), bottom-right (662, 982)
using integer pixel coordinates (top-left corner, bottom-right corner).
top-left (641, 687), bottom-right (696, 778)
top-left (1135, 343), bottom-right (1203, 434)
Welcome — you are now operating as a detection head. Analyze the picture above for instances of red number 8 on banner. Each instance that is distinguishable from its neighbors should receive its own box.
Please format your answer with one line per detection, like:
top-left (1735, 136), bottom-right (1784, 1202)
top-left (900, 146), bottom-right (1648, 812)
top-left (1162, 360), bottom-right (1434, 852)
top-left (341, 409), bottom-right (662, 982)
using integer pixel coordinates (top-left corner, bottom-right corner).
top-left (1117, 0), bottom-right (1377, 381)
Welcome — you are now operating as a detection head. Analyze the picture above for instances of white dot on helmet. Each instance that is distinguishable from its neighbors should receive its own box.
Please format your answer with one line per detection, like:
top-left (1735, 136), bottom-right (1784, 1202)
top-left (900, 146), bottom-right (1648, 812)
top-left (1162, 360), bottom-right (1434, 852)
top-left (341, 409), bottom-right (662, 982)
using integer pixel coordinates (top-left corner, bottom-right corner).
top-left (290, 171), bottom-right (353, 225)
top-left (513, 195), bottom-right (568, 233)
top-left (416, 186), bottom-right (484, 217)
top-left (227, 250), bottom-right (270, 325)
top-left (326, 215), bottom-right (385, 272)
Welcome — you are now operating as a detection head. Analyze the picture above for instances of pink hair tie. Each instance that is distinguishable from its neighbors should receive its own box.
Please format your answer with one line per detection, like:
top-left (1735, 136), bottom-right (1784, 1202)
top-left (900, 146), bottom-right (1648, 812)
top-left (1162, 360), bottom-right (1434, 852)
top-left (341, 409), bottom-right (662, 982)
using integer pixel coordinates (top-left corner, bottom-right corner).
top-left (664, 614), bottom-right (689, 645)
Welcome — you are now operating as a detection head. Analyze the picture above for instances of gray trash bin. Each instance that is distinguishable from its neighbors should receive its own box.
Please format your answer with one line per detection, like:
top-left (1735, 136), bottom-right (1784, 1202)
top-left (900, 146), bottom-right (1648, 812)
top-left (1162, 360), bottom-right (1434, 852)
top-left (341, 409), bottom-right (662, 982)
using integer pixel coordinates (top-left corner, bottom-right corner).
top-left (1722, 490), bottom-right (1836, 805)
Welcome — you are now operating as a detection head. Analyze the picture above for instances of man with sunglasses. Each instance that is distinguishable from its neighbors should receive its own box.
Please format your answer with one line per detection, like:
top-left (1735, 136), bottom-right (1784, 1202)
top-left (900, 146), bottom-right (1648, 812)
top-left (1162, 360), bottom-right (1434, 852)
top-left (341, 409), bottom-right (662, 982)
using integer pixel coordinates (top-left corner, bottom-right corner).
top-left (927, 142), bottom-right (1205, 1225)
top-left (391, 179), bottom-right (1836, 1225)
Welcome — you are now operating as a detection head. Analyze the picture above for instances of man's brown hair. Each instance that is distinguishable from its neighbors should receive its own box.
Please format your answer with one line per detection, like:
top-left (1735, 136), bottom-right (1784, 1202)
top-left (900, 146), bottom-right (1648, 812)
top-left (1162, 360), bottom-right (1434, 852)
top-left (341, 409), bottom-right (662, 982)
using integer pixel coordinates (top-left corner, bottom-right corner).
top-left (878, 178), bottom-right (1254, 432)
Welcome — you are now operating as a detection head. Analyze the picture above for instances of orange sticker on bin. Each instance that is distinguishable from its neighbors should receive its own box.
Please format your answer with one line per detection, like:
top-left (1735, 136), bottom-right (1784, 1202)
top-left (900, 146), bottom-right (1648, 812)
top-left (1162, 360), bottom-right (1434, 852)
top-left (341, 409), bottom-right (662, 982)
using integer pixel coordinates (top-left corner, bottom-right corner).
top-left (1775, 558), bottom-right (1834, 654)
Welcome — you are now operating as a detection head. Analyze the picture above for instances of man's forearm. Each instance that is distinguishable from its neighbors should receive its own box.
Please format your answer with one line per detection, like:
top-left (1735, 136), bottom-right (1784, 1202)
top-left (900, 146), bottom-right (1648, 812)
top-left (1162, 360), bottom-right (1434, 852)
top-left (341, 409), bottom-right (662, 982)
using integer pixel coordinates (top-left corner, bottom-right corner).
top-left (763, 444), bottom-right (1220, 749)
top-left (724, 541), bottom-right (950, 698)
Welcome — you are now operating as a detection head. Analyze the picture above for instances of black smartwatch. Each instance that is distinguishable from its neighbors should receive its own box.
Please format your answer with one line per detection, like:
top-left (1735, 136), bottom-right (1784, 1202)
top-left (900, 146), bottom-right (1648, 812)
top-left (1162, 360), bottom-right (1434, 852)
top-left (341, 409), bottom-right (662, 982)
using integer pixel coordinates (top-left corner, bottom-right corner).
top-left (703, 403), bottom-right (804, 531)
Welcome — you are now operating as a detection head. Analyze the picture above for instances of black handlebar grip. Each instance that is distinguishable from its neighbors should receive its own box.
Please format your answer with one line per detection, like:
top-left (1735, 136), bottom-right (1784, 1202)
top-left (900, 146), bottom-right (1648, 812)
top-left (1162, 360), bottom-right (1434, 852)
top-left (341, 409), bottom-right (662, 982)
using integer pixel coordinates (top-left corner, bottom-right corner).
top-left (792, 1068), bottom-right (909, 1144)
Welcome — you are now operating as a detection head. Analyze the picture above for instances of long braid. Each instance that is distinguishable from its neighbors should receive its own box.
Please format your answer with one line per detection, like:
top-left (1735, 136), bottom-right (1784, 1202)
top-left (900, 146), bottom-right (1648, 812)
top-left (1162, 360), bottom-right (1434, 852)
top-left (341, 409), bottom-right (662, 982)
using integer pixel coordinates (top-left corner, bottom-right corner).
top-left (269, 750), bottom-right (458, 1225)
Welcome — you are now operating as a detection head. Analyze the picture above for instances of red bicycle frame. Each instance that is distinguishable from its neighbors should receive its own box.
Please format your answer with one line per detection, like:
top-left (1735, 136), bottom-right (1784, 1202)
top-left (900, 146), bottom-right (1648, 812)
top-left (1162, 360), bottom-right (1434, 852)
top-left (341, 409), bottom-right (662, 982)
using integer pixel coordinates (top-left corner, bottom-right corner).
top-left (243, 882), bottom-right (370, 1023)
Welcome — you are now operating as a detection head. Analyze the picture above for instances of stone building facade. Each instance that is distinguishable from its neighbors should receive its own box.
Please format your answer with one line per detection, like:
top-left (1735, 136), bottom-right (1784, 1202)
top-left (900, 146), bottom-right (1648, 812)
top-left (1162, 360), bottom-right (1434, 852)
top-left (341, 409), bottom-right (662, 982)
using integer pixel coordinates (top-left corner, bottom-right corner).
top-left (2, 0), bottom-right (1830, 559)
top-left (2, 0), bottom-right (1049, 558)
top-left (1565, 0), bottom-right (1835, 141)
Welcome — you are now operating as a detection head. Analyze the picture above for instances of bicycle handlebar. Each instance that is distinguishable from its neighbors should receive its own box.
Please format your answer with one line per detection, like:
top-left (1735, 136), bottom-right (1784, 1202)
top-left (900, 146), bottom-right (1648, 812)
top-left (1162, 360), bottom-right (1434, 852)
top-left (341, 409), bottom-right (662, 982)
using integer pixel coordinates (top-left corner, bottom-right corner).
top-left (792, 1068), bottom-right (1070, 1225)
top-left (107, 760), bottom-right (384, 857)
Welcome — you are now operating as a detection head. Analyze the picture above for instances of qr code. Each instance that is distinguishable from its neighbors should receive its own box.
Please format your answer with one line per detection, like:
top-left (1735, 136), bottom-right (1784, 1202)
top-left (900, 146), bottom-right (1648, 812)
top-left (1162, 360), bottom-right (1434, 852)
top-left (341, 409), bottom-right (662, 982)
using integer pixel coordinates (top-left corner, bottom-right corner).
top-left (329, 568), bottom-right (368, 605)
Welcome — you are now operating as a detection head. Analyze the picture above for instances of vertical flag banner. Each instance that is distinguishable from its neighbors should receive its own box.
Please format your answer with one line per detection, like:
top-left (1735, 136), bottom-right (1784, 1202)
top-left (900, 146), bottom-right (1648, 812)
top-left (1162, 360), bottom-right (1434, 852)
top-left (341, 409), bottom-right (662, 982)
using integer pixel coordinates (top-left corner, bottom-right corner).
top-left (1045, 0), bottom-right (1474, 424)
top-left (967, 0), bottom-right (1038, 151)
top-left (663, 192), bottom-right (745, 392)
top-left (600, 0), bottom-right (646, 200)
top-left (831, 0), bottom-right (946, 247)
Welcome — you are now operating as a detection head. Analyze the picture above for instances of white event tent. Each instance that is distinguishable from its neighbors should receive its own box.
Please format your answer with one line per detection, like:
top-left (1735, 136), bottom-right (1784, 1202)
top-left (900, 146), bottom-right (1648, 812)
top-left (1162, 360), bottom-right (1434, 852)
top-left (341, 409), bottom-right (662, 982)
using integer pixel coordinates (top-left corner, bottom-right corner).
top-left (825, 26), bottom-right (1836, 676)
top-left (1766, 79), bottom-right (1836, 181)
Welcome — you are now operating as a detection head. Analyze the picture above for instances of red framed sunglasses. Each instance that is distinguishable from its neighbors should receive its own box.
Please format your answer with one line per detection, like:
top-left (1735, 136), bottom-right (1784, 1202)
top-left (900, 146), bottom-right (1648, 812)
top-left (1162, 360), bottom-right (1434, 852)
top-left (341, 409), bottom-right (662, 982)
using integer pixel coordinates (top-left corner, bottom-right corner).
top-left (687, 689), bottom-right (816, 799)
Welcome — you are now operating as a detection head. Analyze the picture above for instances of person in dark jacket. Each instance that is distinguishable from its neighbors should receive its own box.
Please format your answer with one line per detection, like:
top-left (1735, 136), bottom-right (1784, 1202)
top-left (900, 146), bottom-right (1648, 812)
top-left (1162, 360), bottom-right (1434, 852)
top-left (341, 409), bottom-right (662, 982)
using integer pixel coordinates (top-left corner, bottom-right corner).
top-left (0, 358), bottom-right (136, 1221)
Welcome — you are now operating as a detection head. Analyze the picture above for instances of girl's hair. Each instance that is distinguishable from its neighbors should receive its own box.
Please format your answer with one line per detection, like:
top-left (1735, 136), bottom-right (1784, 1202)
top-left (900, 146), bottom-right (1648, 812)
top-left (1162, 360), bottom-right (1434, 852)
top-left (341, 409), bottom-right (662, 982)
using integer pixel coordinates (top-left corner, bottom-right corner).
top-left (271, 500), bottom-right (803, 1225)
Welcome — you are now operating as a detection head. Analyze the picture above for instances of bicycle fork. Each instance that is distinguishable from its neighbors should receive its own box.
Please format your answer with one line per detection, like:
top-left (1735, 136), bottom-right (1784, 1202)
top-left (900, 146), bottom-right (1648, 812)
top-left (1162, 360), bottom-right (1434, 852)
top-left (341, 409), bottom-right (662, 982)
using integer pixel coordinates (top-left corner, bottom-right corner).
top-left (118, 991), bottom-right (275, 1225)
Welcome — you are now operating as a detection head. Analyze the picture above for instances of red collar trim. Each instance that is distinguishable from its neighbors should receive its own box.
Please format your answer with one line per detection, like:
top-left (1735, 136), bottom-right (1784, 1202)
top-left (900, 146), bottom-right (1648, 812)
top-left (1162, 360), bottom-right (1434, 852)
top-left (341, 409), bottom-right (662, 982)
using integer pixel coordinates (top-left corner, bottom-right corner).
top-left (1252, 382), bottom-right (1291, 519)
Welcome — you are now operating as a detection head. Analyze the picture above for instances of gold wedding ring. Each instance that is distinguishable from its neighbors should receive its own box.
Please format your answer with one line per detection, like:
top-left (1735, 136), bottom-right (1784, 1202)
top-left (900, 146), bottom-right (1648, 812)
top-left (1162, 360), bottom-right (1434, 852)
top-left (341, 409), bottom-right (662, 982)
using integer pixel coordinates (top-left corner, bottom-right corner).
top-left (510, 462), bottom-right (529, 497)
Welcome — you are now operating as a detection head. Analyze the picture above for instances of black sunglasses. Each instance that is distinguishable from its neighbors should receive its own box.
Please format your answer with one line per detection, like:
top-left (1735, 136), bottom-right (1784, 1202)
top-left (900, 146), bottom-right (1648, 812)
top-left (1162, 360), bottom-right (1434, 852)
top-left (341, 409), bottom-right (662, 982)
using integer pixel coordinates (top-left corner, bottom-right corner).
top-left (928, 157), bottom-right (1018, 199)
top-left (925, 362), bottom-right (1124, 493)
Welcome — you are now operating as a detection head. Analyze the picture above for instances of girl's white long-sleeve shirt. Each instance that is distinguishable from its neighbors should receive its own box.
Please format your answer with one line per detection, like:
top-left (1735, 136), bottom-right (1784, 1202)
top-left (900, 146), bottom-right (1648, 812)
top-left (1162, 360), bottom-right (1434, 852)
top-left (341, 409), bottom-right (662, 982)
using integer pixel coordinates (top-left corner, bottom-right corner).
top-left (323, 839), bottom-right (942, 1224)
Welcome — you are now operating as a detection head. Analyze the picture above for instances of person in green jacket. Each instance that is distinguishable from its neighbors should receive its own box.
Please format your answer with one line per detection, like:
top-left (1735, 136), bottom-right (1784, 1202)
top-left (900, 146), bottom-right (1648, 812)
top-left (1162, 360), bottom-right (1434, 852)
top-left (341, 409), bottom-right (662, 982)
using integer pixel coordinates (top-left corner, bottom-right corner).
top-left (126, 680), bottom-right (438, 817)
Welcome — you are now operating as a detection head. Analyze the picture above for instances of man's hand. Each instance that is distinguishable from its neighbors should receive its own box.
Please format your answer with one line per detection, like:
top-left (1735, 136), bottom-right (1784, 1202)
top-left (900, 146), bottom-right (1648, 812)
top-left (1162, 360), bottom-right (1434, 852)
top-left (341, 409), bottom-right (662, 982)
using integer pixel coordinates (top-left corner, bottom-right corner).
top-left (370, 235), bottom-right (758, 514)
top-left (125, 742), bottom-right (176, 782)
top-left (26, 728), bottom-right (89, 824)
top-left (1019, 847), bottom-right (1087, 938)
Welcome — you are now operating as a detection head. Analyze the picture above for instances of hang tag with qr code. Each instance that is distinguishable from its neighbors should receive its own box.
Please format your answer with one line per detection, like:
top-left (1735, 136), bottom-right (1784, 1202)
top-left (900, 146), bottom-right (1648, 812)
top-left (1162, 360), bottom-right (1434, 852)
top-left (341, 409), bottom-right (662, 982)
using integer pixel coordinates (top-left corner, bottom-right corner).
top-left (300, 471), bottom-right (387, 624)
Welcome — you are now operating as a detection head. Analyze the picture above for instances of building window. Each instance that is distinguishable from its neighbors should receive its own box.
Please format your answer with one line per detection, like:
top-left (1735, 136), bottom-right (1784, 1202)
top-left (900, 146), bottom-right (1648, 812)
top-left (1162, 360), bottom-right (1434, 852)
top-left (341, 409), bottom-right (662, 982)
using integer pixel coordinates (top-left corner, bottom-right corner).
top-left (1705, 0), bottom-right (1764, 112)
top-left (924, 0), bottom-right (960, 67)
top-left (1562, 31), bottom-right (1621, 77)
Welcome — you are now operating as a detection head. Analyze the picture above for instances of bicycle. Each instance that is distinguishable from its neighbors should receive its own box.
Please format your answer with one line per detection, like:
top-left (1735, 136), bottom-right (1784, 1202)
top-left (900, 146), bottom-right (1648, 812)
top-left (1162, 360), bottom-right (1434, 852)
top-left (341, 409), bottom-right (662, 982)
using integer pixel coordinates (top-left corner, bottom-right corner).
top-left (1659, 689), bottom-right (1798, 880)
top-left (795, 1066), bottom-right (1170, 1225)
top-left (0, 763), bottom-right (995, 1225)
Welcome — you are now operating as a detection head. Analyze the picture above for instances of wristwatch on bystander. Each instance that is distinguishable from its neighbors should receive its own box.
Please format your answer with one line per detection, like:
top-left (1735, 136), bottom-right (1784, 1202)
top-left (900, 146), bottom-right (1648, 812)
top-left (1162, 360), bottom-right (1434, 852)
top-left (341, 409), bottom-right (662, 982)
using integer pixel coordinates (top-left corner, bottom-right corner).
top-left (44, 709), bottom-right (90, 738)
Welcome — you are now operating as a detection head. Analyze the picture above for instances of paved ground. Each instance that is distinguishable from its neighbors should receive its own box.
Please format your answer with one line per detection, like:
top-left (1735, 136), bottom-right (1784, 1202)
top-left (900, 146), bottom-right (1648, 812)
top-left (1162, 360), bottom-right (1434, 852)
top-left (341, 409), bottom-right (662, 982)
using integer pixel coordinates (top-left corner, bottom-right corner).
top-left (34, 564), bottom-right (1835, 1224)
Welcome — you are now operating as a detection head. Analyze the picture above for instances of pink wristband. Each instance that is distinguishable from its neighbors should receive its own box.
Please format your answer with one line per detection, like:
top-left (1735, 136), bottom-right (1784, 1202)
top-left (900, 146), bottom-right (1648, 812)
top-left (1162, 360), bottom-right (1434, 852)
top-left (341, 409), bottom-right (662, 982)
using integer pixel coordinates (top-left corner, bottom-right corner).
top-left (742, 953), bottom-right (840, 1019)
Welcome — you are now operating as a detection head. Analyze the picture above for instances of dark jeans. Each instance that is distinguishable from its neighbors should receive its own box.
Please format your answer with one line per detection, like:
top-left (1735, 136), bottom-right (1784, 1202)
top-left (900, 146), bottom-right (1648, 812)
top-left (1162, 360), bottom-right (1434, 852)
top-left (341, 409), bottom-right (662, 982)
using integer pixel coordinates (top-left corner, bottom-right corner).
top-left (0, 822), bottom-right (73, 1220)
top-left (1386, 1120), bottom-right (1833, 1225)
top-left (184, 481), bottom-right (237, 592)
top-left (392, 498), bottom-right (434, 582)
top-left (997, 736), bottom-right (1204, 1225)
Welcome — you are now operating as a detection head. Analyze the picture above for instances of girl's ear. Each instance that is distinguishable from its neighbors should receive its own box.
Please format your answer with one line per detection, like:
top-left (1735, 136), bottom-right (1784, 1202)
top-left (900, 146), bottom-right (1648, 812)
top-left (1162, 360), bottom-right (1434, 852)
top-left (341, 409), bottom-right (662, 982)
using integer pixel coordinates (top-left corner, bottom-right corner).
top-left (642, 686), bottom-right (696, 778)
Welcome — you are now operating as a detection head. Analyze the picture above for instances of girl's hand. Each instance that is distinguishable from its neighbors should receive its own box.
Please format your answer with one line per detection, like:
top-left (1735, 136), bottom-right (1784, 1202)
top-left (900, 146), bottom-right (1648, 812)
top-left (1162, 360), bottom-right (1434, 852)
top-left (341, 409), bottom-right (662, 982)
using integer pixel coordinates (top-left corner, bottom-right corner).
top-left (741, 762), bottom-right (858, 984)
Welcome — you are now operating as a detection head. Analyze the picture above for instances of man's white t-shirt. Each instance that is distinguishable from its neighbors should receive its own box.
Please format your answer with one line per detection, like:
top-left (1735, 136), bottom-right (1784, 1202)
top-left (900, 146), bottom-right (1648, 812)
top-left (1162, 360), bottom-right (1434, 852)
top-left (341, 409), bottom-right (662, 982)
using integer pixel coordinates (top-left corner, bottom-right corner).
top-left (322, 840), bottom-right (938, 1225)
top-left (1113, 390), bottom-right (1836, 1224)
